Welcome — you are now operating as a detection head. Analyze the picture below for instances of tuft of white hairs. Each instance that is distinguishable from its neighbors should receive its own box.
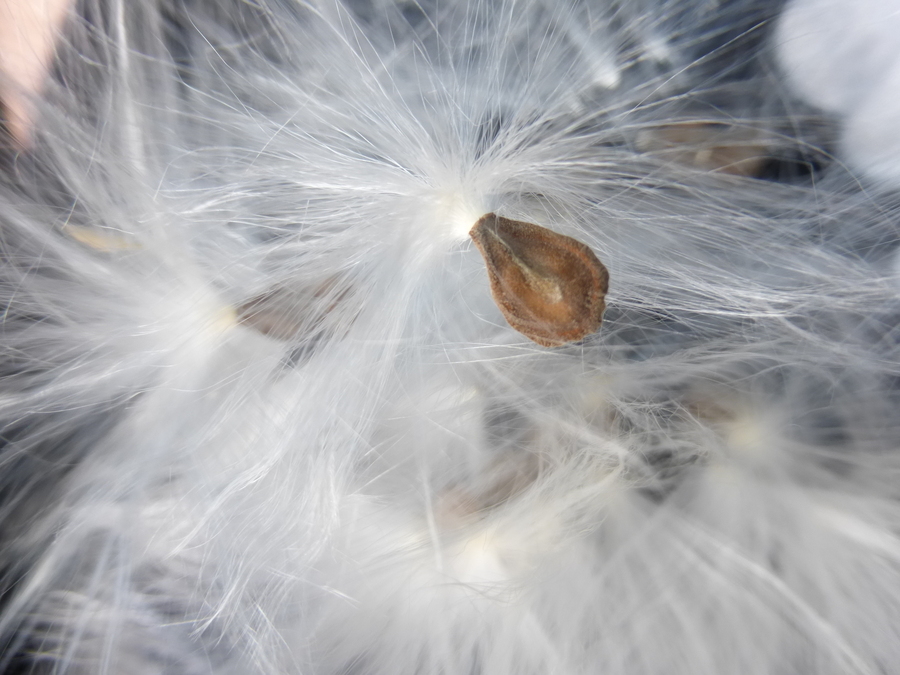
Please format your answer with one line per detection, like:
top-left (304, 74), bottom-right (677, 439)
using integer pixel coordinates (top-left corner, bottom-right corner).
top-left (1, 0), bottom-right (900, 673)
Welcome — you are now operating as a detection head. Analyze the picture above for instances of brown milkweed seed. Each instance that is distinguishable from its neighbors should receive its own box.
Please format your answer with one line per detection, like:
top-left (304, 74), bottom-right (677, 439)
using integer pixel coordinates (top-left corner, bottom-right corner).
top-left (469, 213), bottom-right (609, 347)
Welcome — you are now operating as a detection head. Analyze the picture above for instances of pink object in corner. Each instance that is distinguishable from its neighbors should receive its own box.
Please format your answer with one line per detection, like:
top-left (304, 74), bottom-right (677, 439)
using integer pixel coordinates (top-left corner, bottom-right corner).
top-left (0, 0), bottom-right (71, 147)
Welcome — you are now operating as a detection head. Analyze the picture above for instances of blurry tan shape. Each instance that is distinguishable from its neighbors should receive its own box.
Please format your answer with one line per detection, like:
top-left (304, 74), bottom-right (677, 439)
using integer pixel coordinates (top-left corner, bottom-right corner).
top-left (636, 121), bottom-right (774, 177)
top-left (470, 213), bottom-right (609, 347)
top-left (0, 0), bottom-right (71, 147)
top-left (237, 278), bottom-right (355, 343)
top-left (64, 225), bottom-right (141, 252)
top-left (436, 452), bottom-right (542, 528)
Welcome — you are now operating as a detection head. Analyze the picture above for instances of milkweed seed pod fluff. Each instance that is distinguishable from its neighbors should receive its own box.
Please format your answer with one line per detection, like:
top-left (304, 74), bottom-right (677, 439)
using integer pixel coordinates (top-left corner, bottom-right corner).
top-left (2, 0), bottom-right (900, 673)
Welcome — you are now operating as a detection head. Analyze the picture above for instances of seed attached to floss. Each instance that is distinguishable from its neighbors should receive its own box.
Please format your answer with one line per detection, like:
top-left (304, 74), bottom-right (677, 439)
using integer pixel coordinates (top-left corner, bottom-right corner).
top-left (469, 213), bottom-right (609, 347)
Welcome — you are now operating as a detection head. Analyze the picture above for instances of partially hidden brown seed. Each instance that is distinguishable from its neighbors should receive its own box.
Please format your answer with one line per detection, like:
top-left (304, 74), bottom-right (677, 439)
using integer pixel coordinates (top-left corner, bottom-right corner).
top-left (635, 121), bottom-right (773, 177)
top-left (469, 212), bottom-right (609, 347)
top-left (237, 277), bottom-right (353, 342)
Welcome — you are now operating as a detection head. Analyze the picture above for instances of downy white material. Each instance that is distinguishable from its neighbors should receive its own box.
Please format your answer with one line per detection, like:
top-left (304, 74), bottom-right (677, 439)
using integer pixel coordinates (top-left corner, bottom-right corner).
top-left (777, 0), bottom-right (900, 185)
top-left (1, 1), bottom-right (899, 673)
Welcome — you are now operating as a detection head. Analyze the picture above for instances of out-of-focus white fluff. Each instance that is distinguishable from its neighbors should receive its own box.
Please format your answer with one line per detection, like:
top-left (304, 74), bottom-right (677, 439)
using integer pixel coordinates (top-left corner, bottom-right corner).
top-left (1, 0), bottom-right (900, 673)
top-left (777, 0), bottom-right (900, 184)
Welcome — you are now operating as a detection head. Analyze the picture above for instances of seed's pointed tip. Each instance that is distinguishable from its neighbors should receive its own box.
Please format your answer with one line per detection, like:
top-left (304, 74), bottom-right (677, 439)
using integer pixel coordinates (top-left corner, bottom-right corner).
top-left (468, 212), bottom-right (496, 240)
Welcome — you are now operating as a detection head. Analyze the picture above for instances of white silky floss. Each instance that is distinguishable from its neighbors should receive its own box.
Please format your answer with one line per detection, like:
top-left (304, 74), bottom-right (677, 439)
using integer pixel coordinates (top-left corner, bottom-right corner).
top-left (1, 1), bottom-right (900, 674)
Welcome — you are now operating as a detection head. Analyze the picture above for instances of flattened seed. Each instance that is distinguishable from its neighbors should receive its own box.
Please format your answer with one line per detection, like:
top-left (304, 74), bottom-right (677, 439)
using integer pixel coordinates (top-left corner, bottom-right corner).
top-left (469, 213), bottom-right (609, 347)
top-left (635, 121), bottom-right (774, 177)
top-left (237, 278), bottom-right (353, 342)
